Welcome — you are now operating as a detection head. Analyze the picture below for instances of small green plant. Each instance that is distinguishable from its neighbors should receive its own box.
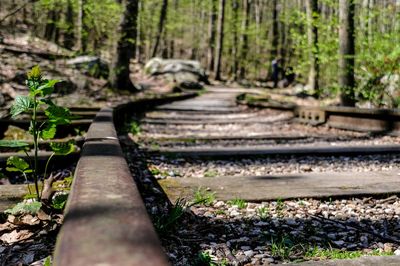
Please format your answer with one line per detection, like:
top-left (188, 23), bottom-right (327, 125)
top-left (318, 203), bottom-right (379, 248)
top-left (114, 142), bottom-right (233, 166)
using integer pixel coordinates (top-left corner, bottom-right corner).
top-left (203, 169), bottom-right (218, 178)
top-left (193, 251), bottom-right (215, 266)
top-left (193, 187), bottom-right (215, 206)
top-left (304, 246), bottom-right (362, 260)
top-left (51, 193), bottom-right (69, 210)
top-left (256, 206), bottom-right (269, 220)
top-left (155, 198), bottom-right (186, 236)
top-left (129, 121), bottom-right (141, 135)
top-left (276, 198), bottom-right (285, 213)
top-left (227, 198), bottom-right (247, 209)
top-left (43, 256), bottom-right (52, 266)
top-left (0, 66), bottom-right (74, 204)
top-left (215, 209), bottom-right (226, 215)
top-left (270, 236), bottom-right (295, 261)
top-left (4, 201), bottom-right (42, 215)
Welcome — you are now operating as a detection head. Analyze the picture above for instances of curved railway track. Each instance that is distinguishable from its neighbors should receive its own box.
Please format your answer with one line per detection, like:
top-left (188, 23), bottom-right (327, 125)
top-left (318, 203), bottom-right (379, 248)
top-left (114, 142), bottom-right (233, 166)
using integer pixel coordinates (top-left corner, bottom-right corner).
top-left (3, 87), bottom-right (400, 265)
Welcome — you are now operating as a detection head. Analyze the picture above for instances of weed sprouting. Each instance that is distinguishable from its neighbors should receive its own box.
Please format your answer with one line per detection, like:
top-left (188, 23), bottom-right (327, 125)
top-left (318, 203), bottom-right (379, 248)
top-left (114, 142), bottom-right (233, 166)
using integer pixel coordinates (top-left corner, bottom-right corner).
top-left (203, 169), bottom-right (218, 178)
top-left (0, 66), bottom-right (74, 206)
top-left (227, 198), bottom-right (247, 209)
top-left (256, 205), bottom-right (269, 220)
top-left (129, 121), bottom-right (141, 135)
top-left (193, 187), bottom-right (216, 206)
top-left (155, 198), bottom-right (186, 236)
top-left (193, 251), bottom-right (215, 266)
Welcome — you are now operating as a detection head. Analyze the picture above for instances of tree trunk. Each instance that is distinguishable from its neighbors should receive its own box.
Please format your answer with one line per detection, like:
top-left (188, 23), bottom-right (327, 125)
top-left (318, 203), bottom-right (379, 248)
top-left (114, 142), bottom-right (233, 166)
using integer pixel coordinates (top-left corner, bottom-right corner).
top-left (306, 0), bottom-right (320, 95)
top-left (109, 0), bottom-right (139, 92)
top-left (74, 0), bottom-right (83, 51)
top-left (239, 0), bottom-right (250, 79)
top-left (214, 0), bottom-right (225, 81)
top-left (231, 0), bottom-right (239, 81)
top-left (268, 0), bottom-right (279, 79)
top-left (270, 0), bottom-right (279, 62)
top-left (152, 0), bottom-right (168, 58)
top-left (339, 0), bottom-right (356, 106)
top-left (207, 0), bottom-right (217, 72)
top-left (64, 0), bottom-right (74, 50)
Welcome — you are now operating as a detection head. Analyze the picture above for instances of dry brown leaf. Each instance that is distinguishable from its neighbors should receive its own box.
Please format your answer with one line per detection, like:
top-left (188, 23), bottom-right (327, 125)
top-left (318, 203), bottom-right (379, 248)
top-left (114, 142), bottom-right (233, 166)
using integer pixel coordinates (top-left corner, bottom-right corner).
top-left (0, 229), bottom-right (33, 244)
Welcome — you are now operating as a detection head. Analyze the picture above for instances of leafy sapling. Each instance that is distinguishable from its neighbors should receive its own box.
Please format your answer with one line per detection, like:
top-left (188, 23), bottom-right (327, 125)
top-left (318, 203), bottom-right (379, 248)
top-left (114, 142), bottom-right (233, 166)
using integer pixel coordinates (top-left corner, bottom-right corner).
top-left (0, 66), bottom-right (74, 204)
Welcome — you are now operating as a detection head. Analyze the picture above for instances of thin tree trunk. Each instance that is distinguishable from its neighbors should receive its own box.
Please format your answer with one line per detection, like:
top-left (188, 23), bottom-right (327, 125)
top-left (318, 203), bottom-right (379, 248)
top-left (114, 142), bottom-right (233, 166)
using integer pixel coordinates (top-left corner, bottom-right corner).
top-left (74, 0), bottom-right (83, 51)
top-left (306, 0), bottom-right (320, 95)
top-left (64, 0), bottom-right (74, 50)
top-left (239, 0), bottom-right (250, 79)
top-left (214, 0), bottom-right (225, 80)
top-left (109, 0), bottom-right (139, 92)
top-left (339, 0), bottom-right (356, 106)
top-left (268, 0), bottom-right (279, 79)
top-left (231, 0), bottom-right (239, 81)
top-left (207, 0), bottom-right (217, 72)
top-left (152, 0), bottom-right (168, 58)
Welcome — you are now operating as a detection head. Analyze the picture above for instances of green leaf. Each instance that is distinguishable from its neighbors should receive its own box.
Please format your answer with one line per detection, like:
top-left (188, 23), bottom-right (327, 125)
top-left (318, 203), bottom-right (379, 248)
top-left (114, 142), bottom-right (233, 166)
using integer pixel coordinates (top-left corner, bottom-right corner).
top-left (50, 141), bottom-right (75, 155)
top-left (10, 96), bottom-right (32, 117)
top-left (5, 201), bottom-right (42, 215)
top-left (45, 105), bottom-right (71, 125)
top-left (38, 79), bottom-right (60, 96)
top-left (7, 156), bottom-right (30, 172)
top-left (40, 125), bottom-right (57, 140)
top-left (43, 256), bottom-right (52, 266)
top-left (52, 193), bottom-right (68, 210)
top-left (0, 140), bottom-right (29, 148)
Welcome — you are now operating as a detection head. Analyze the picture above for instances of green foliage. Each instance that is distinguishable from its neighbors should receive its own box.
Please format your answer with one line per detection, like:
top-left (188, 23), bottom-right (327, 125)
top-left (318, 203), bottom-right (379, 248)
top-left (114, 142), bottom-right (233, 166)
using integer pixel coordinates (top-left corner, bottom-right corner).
top-left (193, 187), bottom-right (215, 206)
top-left (256, 206), bottom-right (269, 220)
top-left (50, 141), bottom-right (75, 155)
top-left (129, 121), bottom-right (141, 135)
top-left (5, 201), bottom-right (42, 215)
top-left (6, 156), bottom-right (32, 173)
top-left (227, 198), bottom-right (247, 209)
top-left (155, 198), bottom-right (186, 236)
top-left (43, 256), bottom-right (52, 266)
top-left (11, 96), bottom-right (33, 117)
top-left (203, 169), bottom-right (218, 178)
top-left (52, 193), bottom-right (69, 210)
top-left (270, 236), bottom-right (295, 261)
top-left (0, 140), bottom-right (29, 148)
top-left (193, 251), bottom-right (216, 266)
top-left (6, 66), bottom-right (71, 202)
top-left (304, 246), bottom-right (393, 260)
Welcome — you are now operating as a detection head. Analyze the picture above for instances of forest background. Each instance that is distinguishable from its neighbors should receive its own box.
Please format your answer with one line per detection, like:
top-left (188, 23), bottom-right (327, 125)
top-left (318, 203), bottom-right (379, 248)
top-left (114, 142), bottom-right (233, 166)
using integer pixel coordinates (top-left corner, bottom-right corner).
top-left (1, 0), bottom-right (399, 107)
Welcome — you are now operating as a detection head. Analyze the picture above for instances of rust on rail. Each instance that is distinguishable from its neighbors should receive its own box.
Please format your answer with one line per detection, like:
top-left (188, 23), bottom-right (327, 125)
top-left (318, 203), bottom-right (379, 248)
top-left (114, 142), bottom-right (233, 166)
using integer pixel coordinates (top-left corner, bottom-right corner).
top-left (54, 108), bottom-right (169, 266)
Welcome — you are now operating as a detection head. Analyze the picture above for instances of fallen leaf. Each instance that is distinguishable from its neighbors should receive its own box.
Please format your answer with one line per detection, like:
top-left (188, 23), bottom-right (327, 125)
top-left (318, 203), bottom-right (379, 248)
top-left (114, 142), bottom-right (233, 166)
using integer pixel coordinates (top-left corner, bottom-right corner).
top-left (0, 229), bottom-right (33, 244)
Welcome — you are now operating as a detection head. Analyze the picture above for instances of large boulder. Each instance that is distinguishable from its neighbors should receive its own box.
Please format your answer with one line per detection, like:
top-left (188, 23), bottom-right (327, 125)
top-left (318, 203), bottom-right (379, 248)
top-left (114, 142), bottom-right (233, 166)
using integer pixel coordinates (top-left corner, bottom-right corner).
top-left (66, 56), bottom-right (109, 79)
top-left (144, 58), bottom-right (209, 86)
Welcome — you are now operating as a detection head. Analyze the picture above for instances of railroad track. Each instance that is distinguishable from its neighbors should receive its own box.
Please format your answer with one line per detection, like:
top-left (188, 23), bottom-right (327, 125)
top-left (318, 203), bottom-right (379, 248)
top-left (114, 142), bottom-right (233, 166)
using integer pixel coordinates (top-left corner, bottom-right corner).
top-left (3, 88), bottom-right (400, 265)
top-left (126, 87), bottom-right (400, 265)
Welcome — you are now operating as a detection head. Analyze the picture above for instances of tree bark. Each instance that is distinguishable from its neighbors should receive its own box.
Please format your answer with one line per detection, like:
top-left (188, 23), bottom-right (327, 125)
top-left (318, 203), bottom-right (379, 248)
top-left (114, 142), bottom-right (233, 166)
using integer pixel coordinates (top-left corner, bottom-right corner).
top-left (152, 0), bottom-right (168, 58)
top-left (207, 0), bottom-right (217, 72)
top-left (306, 0), bottom-right (320, 95)
top-left (74, 0), bottom-right (83, 51)
top-left (270, 0), bottom-right (279, 62)
top-left (339, 0), bottom-right (356, 106)
top-left (239, 0), bottom-right (250, 79)
top-left (64, 0), bottom-right (75, 50)
top-left (214, 0), bottom-right (225, 81)
top-left (231, 0), bottom-right (239, 81)
top-left (109, 0), bottom-right (139, 92)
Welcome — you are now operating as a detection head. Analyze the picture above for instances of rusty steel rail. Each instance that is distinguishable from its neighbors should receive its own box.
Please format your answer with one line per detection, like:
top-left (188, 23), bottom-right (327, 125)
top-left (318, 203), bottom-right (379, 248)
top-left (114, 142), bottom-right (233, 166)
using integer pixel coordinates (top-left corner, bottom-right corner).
top-left (54, 108), bottom-right (169, 266)
top-left (54, 92), bottom-right (197, 266)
